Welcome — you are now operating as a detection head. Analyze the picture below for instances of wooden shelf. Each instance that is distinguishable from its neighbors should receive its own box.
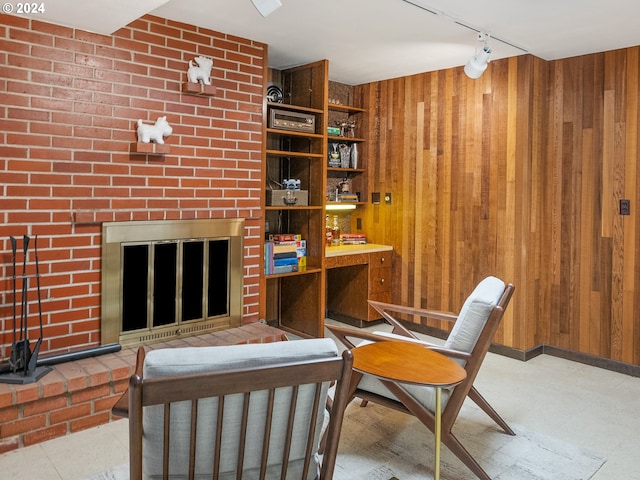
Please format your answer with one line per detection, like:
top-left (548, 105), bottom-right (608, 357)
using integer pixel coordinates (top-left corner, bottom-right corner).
top-left (327, 167), bottom-right (365, 174)
top-left (328, 135), bottom-right (366, 143)
top-left (267, 102), bottom-right (324, 115)
top-left (325, 202), bottom-right (365, 210)
top-left (265, 205), bottom-right (324, 211)
top-left (266, 149), bottom-right (325, 159)
top-left (130, 142), bottom-right (170, 155)
top-left (262, 60), bottom-right (342, 339)
top-left (266, 128), bottom-right (324, 139)
top-left (182, 82), bottom-right (216, 96)
top-left (264, 266), bottom-right (322, 279)
top-left (328, 103), bottom-right (366, 114)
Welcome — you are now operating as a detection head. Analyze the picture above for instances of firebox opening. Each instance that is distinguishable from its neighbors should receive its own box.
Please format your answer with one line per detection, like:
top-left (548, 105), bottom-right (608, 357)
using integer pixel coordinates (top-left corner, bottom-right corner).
top-left (101, 219), bottom-right (244, 348)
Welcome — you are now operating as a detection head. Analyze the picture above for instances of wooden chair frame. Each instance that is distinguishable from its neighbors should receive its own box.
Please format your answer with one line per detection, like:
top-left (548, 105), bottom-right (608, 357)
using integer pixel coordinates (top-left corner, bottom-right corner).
top-left (123, 345), bottom-right (353, 480)
top-left (326, 282), bottom-right (515, 480)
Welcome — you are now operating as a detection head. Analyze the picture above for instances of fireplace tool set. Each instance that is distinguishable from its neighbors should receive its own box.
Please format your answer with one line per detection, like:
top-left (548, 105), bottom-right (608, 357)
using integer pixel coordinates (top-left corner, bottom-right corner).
top-left (0, 235), bottom-right (51, 384)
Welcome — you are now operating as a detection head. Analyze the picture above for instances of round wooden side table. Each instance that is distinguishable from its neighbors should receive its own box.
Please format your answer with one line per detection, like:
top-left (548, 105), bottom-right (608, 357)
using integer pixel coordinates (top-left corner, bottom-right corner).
top-left (351, 341), bottom-right (467, 479)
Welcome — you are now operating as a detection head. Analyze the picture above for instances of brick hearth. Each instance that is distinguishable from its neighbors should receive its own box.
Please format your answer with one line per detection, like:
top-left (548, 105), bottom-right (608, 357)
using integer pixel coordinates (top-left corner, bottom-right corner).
top-left (0, 323), bottom-right (286, 453)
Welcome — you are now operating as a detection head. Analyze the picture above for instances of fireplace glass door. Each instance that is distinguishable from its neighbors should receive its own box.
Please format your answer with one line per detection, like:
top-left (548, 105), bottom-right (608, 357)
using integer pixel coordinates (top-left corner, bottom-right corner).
top-left (121, 239), bottom-right (230, 335)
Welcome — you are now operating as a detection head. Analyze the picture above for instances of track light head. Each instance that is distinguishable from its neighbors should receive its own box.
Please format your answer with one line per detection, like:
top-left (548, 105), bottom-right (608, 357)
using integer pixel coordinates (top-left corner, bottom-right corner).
top-left (464, 31), bottom-right (492, 80)
top-left (250, 0), bottom-right (282, 17)
top-left (464, 45), bottom-right (492, 79)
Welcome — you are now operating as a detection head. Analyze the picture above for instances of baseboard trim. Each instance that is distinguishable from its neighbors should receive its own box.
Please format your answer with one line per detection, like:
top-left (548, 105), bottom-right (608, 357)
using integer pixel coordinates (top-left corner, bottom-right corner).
top-left (536, 344), bottom-right (640, 377)
top-left (398, 320), bottom-right (640, 378)
top-left (488, 343), bottom-right (544, 361)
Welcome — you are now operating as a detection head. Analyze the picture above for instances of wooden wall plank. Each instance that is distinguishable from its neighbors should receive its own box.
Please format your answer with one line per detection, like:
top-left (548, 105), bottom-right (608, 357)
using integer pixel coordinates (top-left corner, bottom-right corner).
top-left (579, 128), bottom-right (595, 354)
top-left (414, 101), bottom-right (425, 315)
top-left (622, 47), bottom-right (638, 364)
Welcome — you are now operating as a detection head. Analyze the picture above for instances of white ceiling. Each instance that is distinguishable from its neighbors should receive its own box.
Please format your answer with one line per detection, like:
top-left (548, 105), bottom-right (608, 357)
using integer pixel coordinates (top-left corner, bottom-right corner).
top-left (21, 0), bottom-right (640, 85)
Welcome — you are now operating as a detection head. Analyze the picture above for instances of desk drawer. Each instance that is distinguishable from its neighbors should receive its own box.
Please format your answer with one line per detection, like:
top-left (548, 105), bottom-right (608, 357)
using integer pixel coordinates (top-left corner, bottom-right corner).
top-left (369, 251), bottom-right (391, 267)
top-left (368, 266), bottom-right (391, 294)
top-left (325, 253), bottom-right (368, 269)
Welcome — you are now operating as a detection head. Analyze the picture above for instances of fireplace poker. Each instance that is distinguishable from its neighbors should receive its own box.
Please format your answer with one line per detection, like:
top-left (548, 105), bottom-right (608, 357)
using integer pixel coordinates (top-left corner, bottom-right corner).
top-left (28, 235), bottom-right (44, 374)
top-left (9, 236), bottom-right (18, 373)
top-left (18, 235), bottom-right (31, 373)
top-left (34, 235), bottom-right (43, 336)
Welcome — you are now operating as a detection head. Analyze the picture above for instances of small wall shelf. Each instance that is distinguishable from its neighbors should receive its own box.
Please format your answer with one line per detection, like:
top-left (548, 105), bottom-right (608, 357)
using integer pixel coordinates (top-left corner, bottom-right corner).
top-left (130, 142), bottom-right (171, 155)
top-left (182, 82), bottom-right (217, 96)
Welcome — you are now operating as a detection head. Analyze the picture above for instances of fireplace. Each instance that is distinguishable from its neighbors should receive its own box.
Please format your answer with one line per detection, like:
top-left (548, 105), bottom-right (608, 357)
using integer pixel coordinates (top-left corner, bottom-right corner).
top-left (101, 219), bottom-right (244, 347)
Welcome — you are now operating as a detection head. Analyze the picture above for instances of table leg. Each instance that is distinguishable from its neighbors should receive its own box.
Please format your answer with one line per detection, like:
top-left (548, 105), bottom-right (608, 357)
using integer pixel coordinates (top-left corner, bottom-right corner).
top-left (434, 386), bottom-right (442, 480)
top-left (348, 371), bottom-right (363, 399)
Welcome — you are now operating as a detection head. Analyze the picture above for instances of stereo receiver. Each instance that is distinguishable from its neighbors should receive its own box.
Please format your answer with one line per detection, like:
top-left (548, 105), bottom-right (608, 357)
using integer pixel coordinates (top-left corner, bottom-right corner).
top-left (269, 109), bottom-right (316, 133)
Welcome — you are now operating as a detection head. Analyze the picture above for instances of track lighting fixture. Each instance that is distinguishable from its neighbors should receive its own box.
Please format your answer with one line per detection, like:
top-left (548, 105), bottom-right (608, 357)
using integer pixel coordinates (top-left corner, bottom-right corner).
top-left (250, 0), bottom-right (282, 17)
top-left (464, 33), bottom-right (492, 79)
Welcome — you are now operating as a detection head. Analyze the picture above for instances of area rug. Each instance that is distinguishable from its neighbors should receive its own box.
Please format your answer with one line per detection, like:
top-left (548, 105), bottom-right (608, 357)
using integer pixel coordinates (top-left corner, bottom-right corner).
top-left (85, 401), bottom-right (605, 480)
top-left (331, 402), bottom-right (605, 479)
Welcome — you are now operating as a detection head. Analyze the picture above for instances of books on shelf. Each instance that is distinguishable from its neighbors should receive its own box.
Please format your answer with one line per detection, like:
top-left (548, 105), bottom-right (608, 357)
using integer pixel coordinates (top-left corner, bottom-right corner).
top-left (273, 243), bottom-right (297, 254)
top-left (268, 234), bottom-right (302, 242)
top-left (338, 194), bottom-right (359, 203)
top-left (341, 233), bottom-right (367, 245)
top-left (265, 235), bottom-right (306, 275)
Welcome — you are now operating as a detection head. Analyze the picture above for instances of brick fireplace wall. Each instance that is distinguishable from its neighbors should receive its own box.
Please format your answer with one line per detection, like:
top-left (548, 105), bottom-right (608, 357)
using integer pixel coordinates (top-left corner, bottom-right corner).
top-left (0, 14), bottom-right (266, 360)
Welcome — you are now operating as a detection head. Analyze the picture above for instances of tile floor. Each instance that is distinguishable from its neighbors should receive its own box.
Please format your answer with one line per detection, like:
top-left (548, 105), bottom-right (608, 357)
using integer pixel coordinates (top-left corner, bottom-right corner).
top-left (1, 320), bottom-right (639, 479)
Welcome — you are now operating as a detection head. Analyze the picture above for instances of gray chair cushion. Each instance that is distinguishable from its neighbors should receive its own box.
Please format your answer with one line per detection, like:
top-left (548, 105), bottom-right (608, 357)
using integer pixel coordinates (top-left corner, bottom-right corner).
top-left (443, 276), bottom-right (505, 356)
top-left (143, 338), bottom-right (338, 377)
top-left (141, 338), bottom-right (338, 480)
top-left (357, 367), bottom-right (452, 413)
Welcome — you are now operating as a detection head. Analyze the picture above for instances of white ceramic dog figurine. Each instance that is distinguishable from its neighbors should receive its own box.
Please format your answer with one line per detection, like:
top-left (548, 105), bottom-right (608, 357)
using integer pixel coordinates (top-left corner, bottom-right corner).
top-left (187, 56), bottom-right (213, 85)
top-left (136, 116), bottom-right (172, 144)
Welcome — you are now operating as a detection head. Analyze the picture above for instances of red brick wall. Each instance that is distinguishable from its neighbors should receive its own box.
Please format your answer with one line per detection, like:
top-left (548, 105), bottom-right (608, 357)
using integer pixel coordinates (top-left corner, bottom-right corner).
top-left (0, 14), bottom-right (266, 360)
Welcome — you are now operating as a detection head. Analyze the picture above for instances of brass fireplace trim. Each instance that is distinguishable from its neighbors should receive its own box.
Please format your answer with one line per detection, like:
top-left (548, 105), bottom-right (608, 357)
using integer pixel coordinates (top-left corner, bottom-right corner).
top-left (101, 218), bottom-right (244, 347)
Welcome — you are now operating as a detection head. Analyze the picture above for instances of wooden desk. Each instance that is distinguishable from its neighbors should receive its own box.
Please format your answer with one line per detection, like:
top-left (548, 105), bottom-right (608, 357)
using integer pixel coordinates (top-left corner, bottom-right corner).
top-left (351, 341), bottom-right (466, 480)
top-left (325, 244), bottom-right (393, 326)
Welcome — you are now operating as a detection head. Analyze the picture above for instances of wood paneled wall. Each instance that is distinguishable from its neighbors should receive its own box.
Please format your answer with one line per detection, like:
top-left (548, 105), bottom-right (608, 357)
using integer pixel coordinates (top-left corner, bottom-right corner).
top-left (354, 46), bottom-right (640, 366)
top-left (543, 48), bottom-right (640, 365)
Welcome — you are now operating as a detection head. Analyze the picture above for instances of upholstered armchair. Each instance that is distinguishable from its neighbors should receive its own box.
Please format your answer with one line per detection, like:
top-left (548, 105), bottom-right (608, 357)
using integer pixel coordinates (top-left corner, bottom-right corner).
top-left (327, 276), bottom-right (515, 480)
top-left (121, 338), bottom-right (353, 480)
